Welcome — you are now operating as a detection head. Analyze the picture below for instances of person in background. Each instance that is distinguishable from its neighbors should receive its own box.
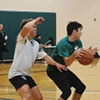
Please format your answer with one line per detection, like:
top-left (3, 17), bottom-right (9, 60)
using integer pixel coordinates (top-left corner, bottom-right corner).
top-left (8, 17), bottom-right (67, 100)
top-left (0, 24), bottom-right (8, 64)
top-left (35, 34), bottom-right (47, 48)
top-left (45, 37), bottom-right (54, 46)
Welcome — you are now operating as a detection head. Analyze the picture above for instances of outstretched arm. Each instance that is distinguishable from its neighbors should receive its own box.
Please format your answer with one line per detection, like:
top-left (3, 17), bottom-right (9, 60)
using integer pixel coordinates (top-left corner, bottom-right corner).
top-left (43, 55), bottom-right (67, 72)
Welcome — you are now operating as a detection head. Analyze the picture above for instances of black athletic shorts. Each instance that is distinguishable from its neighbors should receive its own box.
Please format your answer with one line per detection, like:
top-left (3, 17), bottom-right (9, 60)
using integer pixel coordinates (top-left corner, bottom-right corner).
top-left (9, 75), bottom-right (37, 90)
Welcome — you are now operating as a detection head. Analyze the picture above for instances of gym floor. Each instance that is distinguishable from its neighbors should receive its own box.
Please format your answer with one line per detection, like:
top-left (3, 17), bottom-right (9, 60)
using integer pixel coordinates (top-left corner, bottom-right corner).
top-left (0, 58), bottom-right (100, 100)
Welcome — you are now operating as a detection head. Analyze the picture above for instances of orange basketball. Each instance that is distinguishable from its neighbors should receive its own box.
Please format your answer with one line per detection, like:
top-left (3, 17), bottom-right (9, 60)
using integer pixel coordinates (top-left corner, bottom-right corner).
top-left (77, 49), bottom-right (94, 65)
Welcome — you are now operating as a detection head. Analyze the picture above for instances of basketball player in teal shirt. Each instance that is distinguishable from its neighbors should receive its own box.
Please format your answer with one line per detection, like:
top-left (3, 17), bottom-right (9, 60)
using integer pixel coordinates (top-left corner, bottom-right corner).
top-left (47, 21), bottom-right (98, 100)
top-left (47, 37), bottom-right (82, 70)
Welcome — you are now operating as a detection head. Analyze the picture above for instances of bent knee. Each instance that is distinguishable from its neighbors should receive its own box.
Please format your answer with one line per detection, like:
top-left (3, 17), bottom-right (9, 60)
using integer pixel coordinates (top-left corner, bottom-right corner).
top-left (80, 84), bottom-right (86, 93)
top-left (32, 95), bottom-right (43, 100)
top-left (22, 93), bottom-right (32, 100)
top-left (76, 84), bottom-right (86, 94)
top-left (37, 96), bottom-right (43, 100)
top-left (61, 89), bottom-right (72, 99)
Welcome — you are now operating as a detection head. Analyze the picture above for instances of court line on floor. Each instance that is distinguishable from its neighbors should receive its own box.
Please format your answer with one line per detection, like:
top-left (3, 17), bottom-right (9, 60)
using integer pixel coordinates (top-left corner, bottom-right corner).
top-left (0, 88), bottom-right (100, 94)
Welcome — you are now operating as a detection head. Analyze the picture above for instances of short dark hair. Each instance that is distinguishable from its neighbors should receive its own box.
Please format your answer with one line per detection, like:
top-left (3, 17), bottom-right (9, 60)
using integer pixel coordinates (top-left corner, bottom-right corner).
top-left (36, 34), bottom-right (40, 38)
top-left (20, 18), bottom-right (33, 29)
top-left (67, 21), bottom-right (83, 36)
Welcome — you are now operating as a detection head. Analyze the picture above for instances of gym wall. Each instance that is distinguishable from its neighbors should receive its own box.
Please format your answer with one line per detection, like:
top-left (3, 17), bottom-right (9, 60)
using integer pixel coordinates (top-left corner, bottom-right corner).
top-left (0, 11), bottom-right (56, 59)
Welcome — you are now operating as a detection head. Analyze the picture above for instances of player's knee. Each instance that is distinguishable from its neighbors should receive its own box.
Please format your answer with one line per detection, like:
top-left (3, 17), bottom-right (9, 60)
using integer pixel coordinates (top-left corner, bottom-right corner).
top-left (22, 93), bottom-right (32, 100)
top-left (76, 84), bottom-right (86, 94)
top-left (61, 88), bottom-right (71, 100)
top-left (36, 95), bottom-right (43, 100)
top-left (81, 84), bottom-right (86, 93)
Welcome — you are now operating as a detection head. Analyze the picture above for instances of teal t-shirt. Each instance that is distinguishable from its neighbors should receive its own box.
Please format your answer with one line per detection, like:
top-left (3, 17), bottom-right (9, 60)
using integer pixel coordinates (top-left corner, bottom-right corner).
top-left (47, 37), bottom-right (82, 71)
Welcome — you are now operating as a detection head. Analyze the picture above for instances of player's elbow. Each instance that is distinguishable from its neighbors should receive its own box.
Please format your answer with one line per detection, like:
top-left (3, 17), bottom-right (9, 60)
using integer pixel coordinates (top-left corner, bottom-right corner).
top-left (64, 58), bottom-right (72, 67)
top-left (23, 25), bottom-right (30, 31)
top-left (65, 62), bottom-right (71, 67)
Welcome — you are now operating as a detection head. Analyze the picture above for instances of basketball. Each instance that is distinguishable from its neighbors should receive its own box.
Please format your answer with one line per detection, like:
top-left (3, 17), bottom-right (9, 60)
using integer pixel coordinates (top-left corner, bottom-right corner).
top-left (77, 49), bottom-right (94, 65)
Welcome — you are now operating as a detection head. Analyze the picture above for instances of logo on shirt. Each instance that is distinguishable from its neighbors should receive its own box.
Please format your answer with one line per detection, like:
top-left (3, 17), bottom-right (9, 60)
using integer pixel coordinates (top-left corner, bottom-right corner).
top-left (74, 46), bottom-right (79, 51)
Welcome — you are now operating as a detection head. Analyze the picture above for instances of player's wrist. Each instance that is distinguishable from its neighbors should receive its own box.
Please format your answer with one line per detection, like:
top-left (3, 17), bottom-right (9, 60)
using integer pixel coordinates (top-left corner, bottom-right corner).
top-left (73, 52), bottom-right (77, 58)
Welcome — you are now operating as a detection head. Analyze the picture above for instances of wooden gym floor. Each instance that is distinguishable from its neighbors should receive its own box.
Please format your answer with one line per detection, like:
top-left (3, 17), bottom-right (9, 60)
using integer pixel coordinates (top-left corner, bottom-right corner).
top-left (0, 58), bottom-right (100, 100)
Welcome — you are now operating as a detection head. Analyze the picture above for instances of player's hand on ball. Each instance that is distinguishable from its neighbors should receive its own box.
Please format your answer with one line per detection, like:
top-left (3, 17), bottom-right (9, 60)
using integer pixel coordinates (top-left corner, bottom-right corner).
top-left (74, 48), bottom-right (85, 58)
top-left (89, 46), bottom-right (99, 55)
top-left (76, 49), bottom-right (94, 65)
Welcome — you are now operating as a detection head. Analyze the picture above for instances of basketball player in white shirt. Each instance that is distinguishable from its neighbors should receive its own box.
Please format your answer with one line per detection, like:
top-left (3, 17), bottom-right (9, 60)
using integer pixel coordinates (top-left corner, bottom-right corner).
top-left (8, 17), bottom-right (67, 100)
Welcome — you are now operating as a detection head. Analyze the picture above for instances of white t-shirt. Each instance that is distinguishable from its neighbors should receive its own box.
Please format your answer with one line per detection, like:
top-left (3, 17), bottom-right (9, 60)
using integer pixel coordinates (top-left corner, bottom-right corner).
top-left (8, 34), bottom-right (47, 79)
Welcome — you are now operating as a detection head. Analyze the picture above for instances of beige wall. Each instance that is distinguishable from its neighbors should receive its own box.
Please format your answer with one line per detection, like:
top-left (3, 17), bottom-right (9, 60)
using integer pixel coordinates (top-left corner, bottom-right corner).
top-left (1, 0), bottom-right (100, 52)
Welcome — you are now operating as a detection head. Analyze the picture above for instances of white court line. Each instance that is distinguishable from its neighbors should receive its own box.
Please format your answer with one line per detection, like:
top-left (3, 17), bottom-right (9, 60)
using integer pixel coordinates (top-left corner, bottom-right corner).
top-left (0, 88), bottom-right (100, 94)
top-left (41, 90), bottom-right (100, 94)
